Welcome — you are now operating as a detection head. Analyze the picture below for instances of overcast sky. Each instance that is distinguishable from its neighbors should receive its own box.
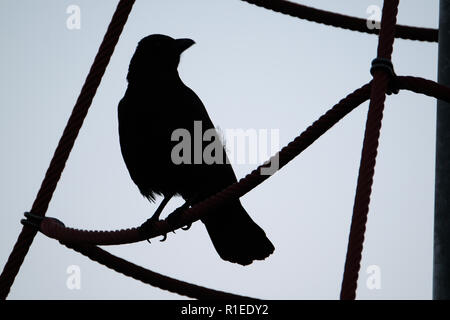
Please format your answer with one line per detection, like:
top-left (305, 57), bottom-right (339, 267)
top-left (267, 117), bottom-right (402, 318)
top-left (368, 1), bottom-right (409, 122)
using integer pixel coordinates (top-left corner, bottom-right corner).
top-left (0, 0), bottom-right (439, 299)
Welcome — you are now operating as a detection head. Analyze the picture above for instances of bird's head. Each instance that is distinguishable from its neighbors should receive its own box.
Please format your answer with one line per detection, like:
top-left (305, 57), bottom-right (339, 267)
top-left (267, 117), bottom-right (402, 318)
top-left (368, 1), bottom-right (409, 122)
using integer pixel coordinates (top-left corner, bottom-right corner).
top-left (127, 34), bottom-right (195, 82)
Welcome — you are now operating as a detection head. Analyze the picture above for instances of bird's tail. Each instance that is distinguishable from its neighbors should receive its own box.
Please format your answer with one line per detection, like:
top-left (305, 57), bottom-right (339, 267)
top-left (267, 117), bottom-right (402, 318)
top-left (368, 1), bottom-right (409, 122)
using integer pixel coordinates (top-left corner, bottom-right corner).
top-left (201, 201), bottom-right (274, 265)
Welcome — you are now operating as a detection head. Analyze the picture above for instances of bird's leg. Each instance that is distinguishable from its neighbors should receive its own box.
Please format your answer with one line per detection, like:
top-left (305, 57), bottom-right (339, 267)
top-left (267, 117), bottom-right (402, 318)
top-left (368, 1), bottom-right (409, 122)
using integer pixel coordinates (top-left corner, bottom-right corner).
top-left (180, 200), bottom-right (192, 231)
top-left (167, 194), bottom-right (203, 231)
top-left (140, 193), bottom-right (174, 241)
top-left (151, 194), bottom-right (173, 221)
top-left (159, 197), bottom-right (192, 241)
top-left (181, 193), bottom-right (206, 230)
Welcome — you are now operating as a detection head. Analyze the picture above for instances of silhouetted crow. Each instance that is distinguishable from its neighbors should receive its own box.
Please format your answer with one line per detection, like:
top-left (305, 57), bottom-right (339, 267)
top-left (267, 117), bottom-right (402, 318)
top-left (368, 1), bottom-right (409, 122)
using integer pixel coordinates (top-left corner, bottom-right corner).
top-left (118, 34), bottom-right (274, 265)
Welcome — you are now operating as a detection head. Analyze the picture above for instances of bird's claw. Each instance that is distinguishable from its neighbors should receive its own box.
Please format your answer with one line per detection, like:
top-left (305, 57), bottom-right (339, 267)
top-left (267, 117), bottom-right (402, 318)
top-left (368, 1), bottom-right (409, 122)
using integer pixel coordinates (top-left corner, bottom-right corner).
top-left (166, 204), bottom-right (190, 229)
top-left (158, 229), bottom-right (175, 242)
top-left (142, 201), bottom-right (192, 243)
top-left (140, 216), bottom-right (161, 244)
top-left (181, 223), bottom-right (191, 231)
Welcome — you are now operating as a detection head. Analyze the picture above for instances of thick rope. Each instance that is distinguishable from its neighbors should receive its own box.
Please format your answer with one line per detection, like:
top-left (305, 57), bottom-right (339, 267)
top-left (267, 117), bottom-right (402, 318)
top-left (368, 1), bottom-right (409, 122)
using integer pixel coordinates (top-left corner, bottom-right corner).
top-left (28, 83), bottom-right (371, 300)
top-left (37, 83), bottom-right (373, 245)
top-left (0, 0), bottom-right (444, 300)
top-left (396, 76), bottom-right (450, 101)
top-left (20, 74), bottom-right (450, 299)
top-left (65, 243), bottom-right (254, 300)
top-left (340, 0), bottom-right (399, 300)
top-left (241, 0), bottom-right (437, 42)
top-left (34, 76), bottom-right (450, 246)
top-left (0, 0), bottom-right (136, 300)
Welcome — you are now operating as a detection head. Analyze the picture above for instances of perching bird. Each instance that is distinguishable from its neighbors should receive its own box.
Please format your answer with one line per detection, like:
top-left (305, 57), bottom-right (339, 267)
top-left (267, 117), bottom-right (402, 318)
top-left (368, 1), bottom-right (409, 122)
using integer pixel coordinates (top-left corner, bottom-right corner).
top-left (118, 34), bottom-right (274, 265)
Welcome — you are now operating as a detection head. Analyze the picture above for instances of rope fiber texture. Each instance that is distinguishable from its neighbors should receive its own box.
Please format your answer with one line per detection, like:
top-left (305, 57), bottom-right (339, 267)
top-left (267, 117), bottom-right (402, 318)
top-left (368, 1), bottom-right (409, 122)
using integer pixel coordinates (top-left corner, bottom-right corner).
top-left (0, 0), bottom-right (448, 300)
top-left (65, 243), bottom-right (254, 300)
top-left (241, 0), bottom-right (437, 42)
top-left (340, 0), bottom-right (399, 300)
top-left (0, 0), bottom-right (136, 299)
top-left (34, 76), bottom-right (450, 246)
top-left (38, 83), bottom-right (373, 245)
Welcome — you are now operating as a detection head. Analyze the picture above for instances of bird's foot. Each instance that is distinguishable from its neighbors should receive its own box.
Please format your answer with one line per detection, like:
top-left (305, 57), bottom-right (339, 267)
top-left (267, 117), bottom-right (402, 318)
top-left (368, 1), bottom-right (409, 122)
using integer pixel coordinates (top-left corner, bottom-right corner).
top-left (140, 216), bottom-right (169, 243)
top-left (166, 204), bottom-right (191, 232)
top-left (173, 194), bottom-right (202, 231)
top-left (141, 201), bottom-right (192, 243)
top-left (181, 223), bottom-right (191, 231)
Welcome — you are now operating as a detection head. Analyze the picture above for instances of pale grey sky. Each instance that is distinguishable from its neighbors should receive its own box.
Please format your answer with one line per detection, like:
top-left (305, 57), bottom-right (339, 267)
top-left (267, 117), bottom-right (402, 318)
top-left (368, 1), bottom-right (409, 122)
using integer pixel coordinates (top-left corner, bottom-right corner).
top-left (0, 0), bottom-right (439, 299)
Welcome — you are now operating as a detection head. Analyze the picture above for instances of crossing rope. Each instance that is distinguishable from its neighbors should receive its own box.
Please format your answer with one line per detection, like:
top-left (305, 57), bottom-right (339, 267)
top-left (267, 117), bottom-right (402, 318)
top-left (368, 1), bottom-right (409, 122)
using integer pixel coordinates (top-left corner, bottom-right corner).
top-left (340, 0), bottom-right (399, 300)
top-left (0, 0), bottom-right (136, 299)
top-left (242, 0), bottom-right (437, 42)
top-left (0, 0), bottom-right (446, 300)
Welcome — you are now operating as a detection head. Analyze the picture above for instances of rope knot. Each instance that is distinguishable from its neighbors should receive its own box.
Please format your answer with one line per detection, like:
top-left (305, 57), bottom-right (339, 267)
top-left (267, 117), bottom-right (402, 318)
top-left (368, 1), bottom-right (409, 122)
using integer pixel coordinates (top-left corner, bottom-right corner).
top-left (370, 58), bottom-right (399, 95)
top-left (21, 212), bottom-right (43, 230)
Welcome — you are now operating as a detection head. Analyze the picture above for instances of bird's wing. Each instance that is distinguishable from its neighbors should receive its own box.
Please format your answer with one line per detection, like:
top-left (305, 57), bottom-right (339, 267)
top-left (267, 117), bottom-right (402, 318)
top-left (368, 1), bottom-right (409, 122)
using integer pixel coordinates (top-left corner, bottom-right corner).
top-left (177, 84), bottom-right (239, 195)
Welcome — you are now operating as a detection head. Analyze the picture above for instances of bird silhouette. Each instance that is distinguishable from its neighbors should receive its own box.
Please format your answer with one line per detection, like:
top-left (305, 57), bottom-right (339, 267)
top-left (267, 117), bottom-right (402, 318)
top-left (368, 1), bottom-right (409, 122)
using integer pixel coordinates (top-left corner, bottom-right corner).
top-left (118, 34), bottom-right (274, 265)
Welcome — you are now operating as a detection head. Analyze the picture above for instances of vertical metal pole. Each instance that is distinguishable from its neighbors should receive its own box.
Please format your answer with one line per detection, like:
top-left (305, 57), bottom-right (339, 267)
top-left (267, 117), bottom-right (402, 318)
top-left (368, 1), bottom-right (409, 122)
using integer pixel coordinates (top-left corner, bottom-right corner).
top-left (434, 0), bottom-right (450, 300)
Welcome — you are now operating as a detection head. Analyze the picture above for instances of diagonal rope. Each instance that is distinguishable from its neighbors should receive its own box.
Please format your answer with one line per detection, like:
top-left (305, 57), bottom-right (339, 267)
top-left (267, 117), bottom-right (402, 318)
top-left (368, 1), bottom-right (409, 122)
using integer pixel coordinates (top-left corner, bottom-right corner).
top-left (240, 0), bottom-right (437, 42)
top-left (34, 76), bottom-right (450, 247)
top-left (340, 0), bottom-right (399, 300)
top-left (20, 74), bottom-right (450, 299)
top-left (0, 0), bottom-right (136, 300)
top-left (65, 243), bottom-right (254, 300)
top-left (37, 83), bottom-right (373, 245)
top-left (0, 0), bottom-right (444, 300)
top-left (34, 82), bottom-right (372, 299)
top-left (395, 76), bottom-right (450, 100)
top-left (30, 74), bottom-right (450, 299)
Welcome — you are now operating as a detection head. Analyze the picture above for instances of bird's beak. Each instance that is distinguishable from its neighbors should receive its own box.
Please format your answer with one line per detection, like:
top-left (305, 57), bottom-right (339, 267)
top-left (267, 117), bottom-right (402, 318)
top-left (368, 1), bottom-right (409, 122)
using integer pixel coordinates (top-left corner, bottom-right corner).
top-left (175, 38), bottom-right (195, 53)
